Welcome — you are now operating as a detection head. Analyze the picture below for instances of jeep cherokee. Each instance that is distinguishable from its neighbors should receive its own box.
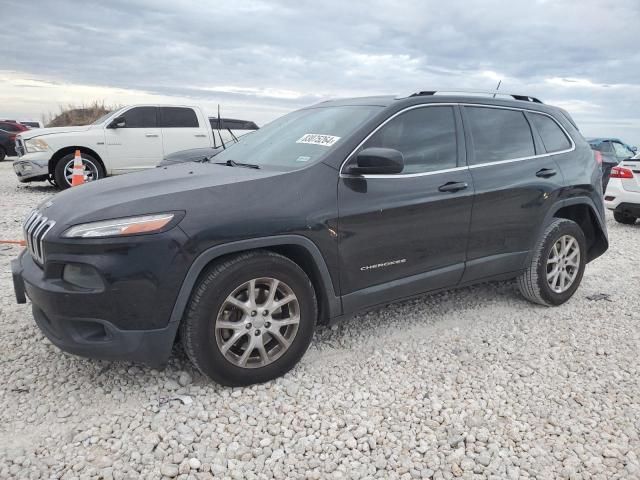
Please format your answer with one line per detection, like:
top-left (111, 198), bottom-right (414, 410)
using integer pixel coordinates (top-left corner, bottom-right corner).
top-left (12, 90), bottom-right (609, 386)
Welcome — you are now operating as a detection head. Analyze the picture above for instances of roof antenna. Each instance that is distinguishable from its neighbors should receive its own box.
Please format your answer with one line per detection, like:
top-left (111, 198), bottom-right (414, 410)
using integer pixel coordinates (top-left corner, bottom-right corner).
top-left (493, 80), bottom-right (502, 98)
top-left (217, 104), bottom-right (226, 150)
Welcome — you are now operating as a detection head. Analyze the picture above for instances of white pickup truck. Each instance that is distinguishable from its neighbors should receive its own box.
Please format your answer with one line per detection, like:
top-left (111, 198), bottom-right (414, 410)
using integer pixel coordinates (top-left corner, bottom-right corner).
top-left (13, 105), bottom-right (222, 188)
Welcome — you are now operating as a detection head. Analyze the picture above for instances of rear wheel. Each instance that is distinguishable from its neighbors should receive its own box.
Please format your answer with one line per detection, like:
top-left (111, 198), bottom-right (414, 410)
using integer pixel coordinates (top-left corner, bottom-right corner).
top-left (518, 219), bottom-right (587, 306)
top-left (53, 152), bottom-right (104, 189)
top-left (180, 250), bottom-right (317, 386)
top-left (0, 146), bottom-right (6, 161)
top-left (613, 211), bottom-right (637, 225)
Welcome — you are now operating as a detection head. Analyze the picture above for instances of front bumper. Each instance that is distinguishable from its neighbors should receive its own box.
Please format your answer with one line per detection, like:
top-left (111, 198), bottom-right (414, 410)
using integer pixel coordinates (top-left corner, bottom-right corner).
top-left (12, 233), bottom-right (188, 367)
top-left (13, 154), bottom-right (50, 182)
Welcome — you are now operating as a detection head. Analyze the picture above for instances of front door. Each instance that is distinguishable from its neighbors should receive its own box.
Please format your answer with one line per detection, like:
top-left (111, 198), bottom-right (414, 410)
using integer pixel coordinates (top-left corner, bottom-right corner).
top-left (338, 105), bottom-right (473, 313)
top-left (105, 106), bottom-right (162, 173)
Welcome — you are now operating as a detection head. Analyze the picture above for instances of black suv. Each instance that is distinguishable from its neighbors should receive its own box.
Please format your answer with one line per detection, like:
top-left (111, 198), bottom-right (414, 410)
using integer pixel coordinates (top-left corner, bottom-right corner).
top-left (12, 91), bottom-right (608, 386)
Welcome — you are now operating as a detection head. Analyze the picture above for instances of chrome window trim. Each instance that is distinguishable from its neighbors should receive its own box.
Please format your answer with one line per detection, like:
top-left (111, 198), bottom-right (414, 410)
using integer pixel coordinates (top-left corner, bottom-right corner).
top-left (338, 102), bottom-right (575, 179)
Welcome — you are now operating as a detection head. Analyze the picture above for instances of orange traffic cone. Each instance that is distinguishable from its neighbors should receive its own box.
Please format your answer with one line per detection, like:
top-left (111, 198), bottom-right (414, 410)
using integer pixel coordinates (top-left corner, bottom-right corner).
top-left (71, 150), bottom-right (85, 187)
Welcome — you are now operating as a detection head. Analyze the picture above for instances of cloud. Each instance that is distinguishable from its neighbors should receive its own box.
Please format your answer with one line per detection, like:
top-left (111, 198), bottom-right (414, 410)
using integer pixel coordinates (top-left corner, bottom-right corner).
top-left (1, 0), bottom-right (639, 143)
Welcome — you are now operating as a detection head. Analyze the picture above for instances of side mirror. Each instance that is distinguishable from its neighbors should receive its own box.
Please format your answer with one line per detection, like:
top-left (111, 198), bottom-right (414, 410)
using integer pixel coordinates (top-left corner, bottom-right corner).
top-left (347, 147), bottom-right (404, 175)
top-left (631, 146), bottom-right (637, 153)
top-left (108, 116), bottom-right (126, 129)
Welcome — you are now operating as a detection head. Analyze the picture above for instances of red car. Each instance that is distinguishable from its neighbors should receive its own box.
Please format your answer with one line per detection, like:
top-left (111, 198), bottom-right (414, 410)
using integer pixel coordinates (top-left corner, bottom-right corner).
top-left (0, 121), bottom-right (29, 133)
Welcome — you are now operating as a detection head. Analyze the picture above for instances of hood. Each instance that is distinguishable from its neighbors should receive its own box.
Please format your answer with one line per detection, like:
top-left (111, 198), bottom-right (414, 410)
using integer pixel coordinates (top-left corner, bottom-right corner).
top-left (39, 161), bottom-right (284, 229)
top-left (18, 125), bottom-right (94, 140)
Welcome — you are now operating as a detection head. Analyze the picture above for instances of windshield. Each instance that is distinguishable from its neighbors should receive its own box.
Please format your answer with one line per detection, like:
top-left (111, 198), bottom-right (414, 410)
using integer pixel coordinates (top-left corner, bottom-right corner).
top-left (213, 105), bottom-right (382, 169)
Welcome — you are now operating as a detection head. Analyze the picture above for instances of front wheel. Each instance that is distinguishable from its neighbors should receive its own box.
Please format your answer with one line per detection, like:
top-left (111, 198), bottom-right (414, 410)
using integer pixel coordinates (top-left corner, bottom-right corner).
top-left (518, 219), bottom-right (587, 306)
top-left (53, 152), bottom-right (105, 189)
top-left (180, 250), bottom-right (317, 386)
top-left (614, 211), bottom-right (637, 225)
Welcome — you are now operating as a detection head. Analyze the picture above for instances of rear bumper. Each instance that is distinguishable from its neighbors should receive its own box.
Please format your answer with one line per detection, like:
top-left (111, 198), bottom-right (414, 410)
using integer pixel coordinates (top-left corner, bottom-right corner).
top-left (604, 178), bottom-right (640, 211)
top-left (614, 202), bottom-right (640, 218)
top-left (12, 248), bottom-right (182, 368)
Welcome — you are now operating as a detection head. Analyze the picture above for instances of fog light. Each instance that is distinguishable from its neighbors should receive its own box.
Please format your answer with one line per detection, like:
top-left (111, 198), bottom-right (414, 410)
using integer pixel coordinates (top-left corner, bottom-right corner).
top-left (62, 264), bottom-right (104, 289)
top-left (604, 196), bottom-right (615, 201)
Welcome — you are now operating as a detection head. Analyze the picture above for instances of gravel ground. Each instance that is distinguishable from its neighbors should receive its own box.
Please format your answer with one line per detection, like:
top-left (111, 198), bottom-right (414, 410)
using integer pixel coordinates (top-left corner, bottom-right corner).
top-left (0, 160), bottom-right (639, 480)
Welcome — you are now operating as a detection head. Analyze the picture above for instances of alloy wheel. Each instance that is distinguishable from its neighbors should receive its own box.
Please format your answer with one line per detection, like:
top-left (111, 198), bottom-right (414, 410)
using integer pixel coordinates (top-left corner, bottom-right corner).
top-left (63, 158), bottom-right (99, 185)
top-left (215, 277), bottom-right (300, 368)
top-left (546, 234), bottom-right (580, 293)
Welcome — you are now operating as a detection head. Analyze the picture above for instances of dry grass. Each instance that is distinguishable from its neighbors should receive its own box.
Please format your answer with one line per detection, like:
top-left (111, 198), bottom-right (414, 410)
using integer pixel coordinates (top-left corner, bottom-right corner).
top-left (45, 101), bottom-right (119, 127)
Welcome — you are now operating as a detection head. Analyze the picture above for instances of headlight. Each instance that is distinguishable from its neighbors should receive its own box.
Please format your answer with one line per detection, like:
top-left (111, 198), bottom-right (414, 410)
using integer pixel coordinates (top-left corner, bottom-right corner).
top-left (62, 213), bottom-right (175, 238)
top-left (24, 138), bottom-right (50, 153)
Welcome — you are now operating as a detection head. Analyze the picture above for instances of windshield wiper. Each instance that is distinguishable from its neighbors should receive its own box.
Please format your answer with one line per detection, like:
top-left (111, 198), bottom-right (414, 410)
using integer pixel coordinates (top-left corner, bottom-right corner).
top-left (214, 159), bottom-right (260, 169)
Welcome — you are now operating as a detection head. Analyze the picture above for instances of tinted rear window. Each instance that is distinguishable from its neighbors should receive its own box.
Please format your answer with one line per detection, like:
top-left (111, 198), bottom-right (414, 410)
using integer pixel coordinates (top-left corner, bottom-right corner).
top-left (530, 113), bottom-right (571, 153)
top-left (160, 107), bottom-right (199, 128)
top-left (466, 107), bottom-right (535, 164)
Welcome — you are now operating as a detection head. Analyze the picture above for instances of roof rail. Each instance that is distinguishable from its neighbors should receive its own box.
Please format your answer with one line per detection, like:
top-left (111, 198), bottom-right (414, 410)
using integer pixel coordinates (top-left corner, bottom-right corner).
top-left (401, 89), bottom-right (543, 104)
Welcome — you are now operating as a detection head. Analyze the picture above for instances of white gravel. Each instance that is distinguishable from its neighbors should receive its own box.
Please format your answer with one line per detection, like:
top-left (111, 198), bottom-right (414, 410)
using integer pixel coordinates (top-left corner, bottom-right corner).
top-left (1, 160), bottom-right (639, 479)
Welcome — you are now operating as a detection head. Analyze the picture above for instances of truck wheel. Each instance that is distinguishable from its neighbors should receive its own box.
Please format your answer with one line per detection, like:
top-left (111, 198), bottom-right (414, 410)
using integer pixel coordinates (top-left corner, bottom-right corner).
top-left (180, 250), bottom-right (317, 386)
top-left (517, 218), bottom-right (587, 306)
top-left (613, 211), bottom-right (637, 225)
top-left (54, 152), bottom-right (104, 189)
top-left (0, 146), bottom-right (6, 161)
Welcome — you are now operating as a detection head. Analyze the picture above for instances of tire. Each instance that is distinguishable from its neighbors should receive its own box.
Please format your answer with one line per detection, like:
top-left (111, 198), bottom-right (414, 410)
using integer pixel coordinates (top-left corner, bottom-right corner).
top-left (0, 146), bottom-right (6, 161)
top-left (613, 211), bottom-right (637, 225)
top-left (518, 218), bottom-right (587, 306)
top-left (53, 152), bottom-right (105, 189)
top-left (180, 250), bottom-right (317, 386)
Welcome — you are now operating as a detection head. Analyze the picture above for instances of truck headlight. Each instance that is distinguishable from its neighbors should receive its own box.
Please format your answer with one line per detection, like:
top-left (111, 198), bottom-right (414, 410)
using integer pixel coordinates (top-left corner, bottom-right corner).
top-left (62, 213), bottom-right (176, 238)
top-left (24, 138), bottom-right (50, 153)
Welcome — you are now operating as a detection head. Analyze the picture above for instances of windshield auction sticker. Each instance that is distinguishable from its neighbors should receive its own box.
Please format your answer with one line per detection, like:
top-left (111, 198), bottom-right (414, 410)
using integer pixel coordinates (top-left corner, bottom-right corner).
top-left (296, 134), bottom-right (341, 147)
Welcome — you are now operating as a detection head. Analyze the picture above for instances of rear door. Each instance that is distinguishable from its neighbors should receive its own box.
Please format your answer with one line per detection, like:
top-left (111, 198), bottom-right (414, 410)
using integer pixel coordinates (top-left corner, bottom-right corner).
top-left (338, 105), bottom-right (474, 312)
top-left (159, 107), bottom-right (210, 156)
top-left (460, 105), bottom-right (566, 283)
top-left (104, 106), bottom-right (162, 173)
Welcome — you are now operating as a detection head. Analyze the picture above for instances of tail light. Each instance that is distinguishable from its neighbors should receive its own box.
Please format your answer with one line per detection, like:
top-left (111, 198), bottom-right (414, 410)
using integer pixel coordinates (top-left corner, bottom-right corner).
top-left (610, 166), bottom-right (634, 179)
top-left (593, 150), bottom-right (603, 165)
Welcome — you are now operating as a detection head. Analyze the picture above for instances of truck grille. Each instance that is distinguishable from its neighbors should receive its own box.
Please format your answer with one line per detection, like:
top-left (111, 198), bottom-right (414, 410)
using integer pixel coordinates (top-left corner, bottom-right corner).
top-left (15, 137), bottom-right (25, 157)
top-left (23, 211), bottom-right (55, 264)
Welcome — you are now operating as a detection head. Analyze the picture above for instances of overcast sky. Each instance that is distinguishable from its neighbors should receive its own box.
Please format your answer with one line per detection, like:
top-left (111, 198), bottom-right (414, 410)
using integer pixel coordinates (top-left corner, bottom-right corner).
top-left (1, 0), bottom-right (639, 144)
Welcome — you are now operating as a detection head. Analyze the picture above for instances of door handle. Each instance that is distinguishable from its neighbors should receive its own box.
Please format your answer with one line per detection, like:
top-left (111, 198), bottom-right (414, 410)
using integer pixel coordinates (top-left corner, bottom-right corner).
top-left (536, 168), bottom-right (557, 178)
top-left (438, 181), bottom-right (468, 193)
top-left (194, 134), bottom-right (207, 138)
top-left (145, 133), bottom-right (159, 138)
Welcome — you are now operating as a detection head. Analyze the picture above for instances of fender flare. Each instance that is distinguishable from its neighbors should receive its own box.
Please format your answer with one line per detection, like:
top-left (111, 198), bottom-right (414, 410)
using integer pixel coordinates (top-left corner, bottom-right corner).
top-left (535, 196), bottom-right (608, 262)
top-left (49, 146), bottom-right (105, 175)
top-left (168, 235), bottom-right (342, 326)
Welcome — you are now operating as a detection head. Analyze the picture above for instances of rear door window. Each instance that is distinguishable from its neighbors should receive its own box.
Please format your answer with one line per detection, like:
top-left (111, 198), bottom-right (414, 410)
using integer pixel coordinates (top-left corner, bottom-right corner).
top-left (160, 107), bottom-right (199, 128)
top-left (529, 113), bottom-right (571, 153)
top-left (465, 107), bottom-right (535, 164)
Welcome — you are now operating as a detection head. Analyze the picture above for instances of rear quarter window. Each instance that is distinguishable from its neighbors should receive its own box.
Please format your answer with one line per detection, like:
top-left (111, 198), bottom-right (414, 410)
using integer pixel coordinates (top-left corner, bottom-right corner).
top-left (529, 113), bottom-right (571, 153)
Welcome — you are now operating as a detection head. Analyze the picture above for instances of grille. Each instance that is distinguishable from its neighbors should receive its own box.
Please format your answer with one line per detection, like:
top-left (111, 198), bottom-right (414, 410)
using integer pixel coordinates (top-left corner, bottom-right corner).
top-left (15, 138), bottom-right (25, 157)
top-left (23, 211), bottom-right (55, 264)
